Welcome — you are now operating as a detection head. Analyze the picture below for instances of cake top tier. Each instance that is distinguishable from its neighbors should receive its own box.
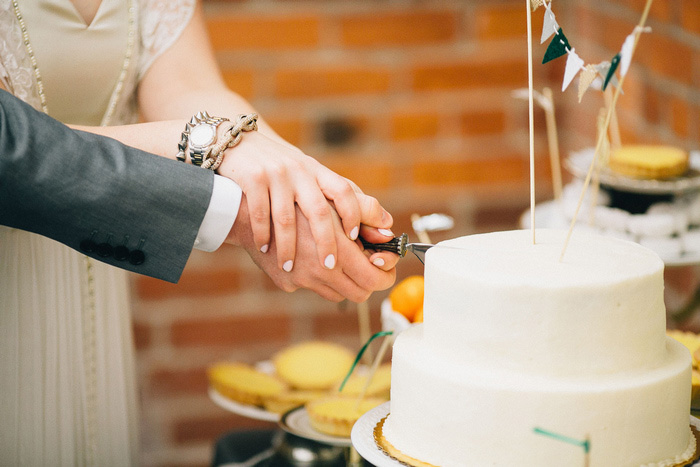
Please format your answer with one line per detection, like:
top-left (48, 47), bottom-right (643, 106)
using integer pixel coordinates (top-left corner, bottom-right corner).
top-left (431, 228), bottom-right (663, 287)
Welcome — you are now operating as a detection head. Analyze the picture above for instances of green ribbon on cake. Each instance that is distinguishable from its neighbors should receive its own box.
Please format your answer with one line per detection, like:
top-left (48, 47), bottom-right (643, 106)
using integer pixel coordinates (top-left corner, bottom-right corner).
top-left (339, 330), bottom-right (393, 392)
top-left (534, 427), bottom-right (591, 453)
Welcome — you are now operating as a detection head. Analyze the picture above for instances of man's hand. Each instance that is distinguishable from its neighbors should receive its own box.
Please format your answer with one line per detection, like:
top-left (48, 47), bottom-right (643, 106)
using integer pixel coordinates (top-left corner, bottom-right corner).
top-left (226, 196), bottom-right (398, 302)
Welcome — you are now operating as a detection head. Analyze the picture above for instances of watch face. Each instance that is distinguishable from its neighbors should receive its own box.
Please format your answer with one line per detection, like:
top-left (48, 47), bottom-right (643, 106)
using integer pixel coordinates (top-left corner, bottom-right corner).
top-left (190, 124), bottom-right (216, 147)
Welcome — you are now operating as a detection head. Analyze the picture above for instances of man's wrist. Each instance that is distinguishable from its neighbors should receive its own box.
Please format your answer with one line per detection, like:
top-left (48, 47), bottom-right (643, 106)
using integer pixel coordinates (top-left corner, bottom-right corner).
top-left (193, 175), bottom-right (242, 251)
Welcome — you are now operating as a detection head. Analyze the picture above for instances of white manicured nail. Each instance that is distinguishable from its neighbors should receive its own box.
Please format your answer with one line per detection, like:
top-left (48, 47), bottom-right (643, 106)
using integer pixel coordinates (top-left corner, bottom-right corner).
top-left (372, 258), bottom-right (385, 267)
top-left (283, 260), bottom-right (293, 272)
top-left (324, 254), bottom-right (336, 269)
top-left (378, 228), bottom-right (394, 237)
top-left (349, 226), bottom-right (359, 241)
top-left (260, 244), bottom-right (269, 253)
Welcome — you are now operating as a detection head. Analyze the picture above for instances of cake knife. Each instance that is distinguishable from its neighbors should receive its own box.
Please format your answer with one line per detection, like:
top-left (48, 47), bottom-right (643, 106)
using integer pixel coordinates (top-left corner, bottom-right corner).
top-left (360, 233), bottom-right (433, 264)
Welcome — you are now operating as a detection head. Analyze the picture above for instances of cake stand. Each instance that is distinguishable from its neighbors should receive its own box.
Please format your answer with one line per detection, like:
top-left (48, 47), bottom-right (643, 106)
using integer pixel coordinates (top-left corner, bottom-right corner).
top-left (352, 402), bottom-right (700, 467)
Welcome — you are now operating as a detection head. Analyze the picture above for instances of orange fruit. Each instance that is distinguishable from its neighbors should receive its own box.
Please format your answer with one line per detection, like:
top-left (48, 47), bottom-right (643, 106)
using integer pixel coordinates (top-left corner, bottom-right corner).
top-left (413, 306), bottom-right (424, 323)
top-left (389, 275), bottom-right (424, 322)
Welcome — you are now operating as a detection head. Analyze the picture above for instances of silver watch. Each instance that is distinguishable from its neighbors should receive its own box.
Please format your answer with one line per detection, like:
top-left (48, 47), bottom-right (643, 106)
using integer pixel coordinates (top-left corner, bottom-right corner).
top-left (187, 111), bottom-right (228, 166)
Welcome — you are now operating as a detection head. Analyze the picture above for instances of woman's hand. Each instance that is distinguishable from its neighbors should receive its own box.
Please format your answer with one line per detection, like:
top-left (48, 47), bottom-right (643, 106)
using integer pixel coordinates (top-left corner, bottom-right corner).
top-left (217, 130), bottom-right (392, 273)
top-left (227, 196), bottom-right (398, 302)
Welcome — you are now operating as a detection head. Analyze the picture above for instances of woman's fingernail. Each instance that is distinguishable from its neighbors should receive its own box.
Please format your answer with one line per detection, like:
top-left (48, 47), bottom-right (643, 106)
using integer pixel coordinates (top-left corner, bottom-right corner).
top-left (381, 210), bottom-right (391, 224)
top-left (283, 260), bottom-right (293, 272)
top-left (260, 244), bottom-right (269, 253)
top-left (324, 254), bottom-right (336, 269)
top-left (349, 226), bottom-right (359, 241)
top-left (378, 228), bottom-right (394, 237)
top-left (372, 258), bottom-right (385, 267)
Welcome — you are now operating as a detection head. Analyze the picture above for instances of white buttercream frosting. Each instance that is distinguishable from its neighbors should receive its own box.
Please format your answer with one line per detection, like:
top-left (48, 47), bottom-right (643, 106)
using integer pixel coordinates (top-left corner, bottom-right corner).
top-left (385, 229), bottom-right (693, 467)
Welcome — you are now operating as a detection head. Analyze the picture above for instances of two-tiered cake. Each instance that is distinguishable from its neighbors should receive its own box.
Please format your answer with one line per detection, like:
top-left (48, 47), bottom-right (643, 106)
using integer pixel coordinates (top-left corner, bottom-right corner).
top-left (383, 229), bottom-right (695, 466)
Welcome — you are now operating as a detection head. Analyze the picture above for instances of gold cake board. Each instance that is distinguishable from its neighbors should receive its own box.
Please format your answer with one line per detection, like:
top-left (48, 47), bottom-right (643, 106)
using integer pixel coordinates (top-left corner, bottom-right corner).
top-left (352, 402), bottom-right (700, 467)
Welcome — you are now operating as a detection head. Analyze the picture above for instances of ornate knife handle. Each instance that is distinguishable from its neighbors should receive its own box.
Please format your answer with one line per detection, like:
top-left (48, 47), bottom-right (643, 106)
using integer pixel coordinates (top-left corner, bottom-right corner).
top-left (360, 233), bottom-right (409, 257)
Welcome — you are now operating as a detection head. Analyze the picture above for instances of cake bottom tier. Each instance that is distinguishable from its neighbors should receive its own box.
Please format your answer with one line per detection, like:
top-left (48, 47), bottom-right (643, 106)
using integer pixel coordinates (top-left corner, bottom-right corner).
top-left (384, 326), bottom-right (693, 467)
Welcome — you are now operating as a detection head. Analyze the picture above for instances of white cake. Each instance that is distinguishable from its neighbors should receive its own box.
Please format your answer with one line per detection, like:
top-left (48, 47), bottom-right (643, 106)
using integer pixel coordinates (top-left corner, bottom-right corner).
top-left (383, 229), bottom-right (694, 467)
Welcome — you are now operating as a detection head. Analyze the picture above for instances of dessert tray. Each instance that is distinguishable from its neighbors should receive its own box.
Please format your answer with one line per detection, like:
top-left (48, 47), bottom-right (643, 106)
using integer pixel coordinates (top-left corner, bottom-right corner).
top-left (351, 402), bottom-right (700, 467)
top-left (208, 360), bottom-right (280, 422)
top-left (566, 148), bottom-right (700, 195)
top-left (279, 405), bottom-right (353, 447)
top-left (519, 200), bottom-right (700, 267)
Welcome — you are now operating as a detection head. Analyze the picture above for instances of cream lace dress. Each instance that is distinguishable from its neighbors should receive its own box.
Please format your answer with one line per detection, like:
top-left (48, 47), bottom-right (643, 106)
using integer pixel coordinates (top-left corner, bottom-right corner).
top-left (0, 1), bottom-right (194, 465)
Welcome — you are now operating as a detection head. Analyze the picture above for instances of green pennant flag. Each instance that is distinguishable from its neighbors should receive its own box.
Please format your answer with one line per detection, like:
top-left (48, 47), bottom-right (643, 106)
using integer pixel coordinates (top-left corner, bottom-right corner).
top-left (543, 28), bottom-right (571, 64)
top-left (603, 53), bottom-right (621, 90)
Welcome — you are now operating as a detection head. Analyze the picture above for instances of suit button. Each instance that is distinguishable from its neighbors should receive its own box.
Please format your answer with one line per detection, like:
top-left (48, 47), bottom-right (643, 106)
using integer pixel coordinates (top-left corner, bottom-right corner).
top-left (129, 250), bottom-right (145, 265)
top-left (97, 243), bottom-right (114, 257)
top-left (80, 239), bottom-right (96, 253)
top-left (114, 245), bottom-right (129, 261)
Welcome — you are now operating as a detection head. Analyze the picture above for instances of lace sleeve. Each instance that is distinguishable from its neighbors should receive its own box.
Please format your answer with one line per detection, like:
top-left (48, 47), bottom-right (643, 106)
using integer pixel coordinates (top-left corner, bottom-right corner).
top-left (137, 0), bottom-right (196, 80)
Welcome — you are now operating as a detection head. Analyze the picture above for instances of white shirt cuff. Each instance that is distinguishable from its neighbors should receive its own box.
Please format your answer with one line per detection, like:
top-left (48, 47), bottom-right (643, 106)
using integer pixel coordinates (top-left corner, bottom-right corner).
top-left (193, 175), bottom-right (242, 252)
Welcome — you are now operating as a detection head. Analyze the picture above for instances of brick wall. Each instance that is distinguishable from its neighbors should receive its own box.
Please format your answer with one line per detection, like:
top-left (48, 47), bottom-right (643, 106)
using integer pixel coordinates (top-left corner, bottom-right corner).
top-left (132, 1), bottom-right (700, 465)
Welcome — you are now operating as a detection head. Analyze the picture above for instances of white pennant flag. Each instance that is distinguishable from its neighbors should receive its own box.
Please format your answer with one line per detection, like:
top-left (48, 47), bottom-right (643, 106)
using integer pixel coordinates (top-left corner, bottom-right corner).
top-left (562, 49), bottom-right (584, 91)
top-left (619, 33), bottom-right (635, 77)
top-left (541, 3), bottom-right (559, 44)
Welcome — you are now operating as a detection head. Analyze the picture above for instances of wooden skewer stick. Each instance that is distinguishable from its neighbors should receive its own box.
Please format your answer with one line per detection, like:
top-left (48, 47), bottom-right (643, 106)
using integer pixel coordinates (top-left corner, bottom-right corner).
top-left (354, 332), bottom-right (394, 410)
top-left (411, 213), bottom-right (432, 244)
top-left (526, 0), bottom-right (537, 244)
top-left (357, 301), bottom-right (372, 364)
top-left (561, 0), bottom-right (654, 260)
top-left (604, 87), bottom-right (622, 151)
top-left (542, 87), bottom-right (563, 201)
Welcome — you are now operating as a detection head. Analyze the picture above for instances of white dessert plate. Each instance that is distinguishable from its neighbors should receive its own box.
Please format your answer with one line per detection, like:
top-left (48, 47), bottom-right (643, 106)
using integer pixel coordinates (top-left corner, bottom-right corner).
top-left (279, 405), bottom-right (353, 447)
top-left (351, 402), bottom-right (700, 467)
top-left (519, 200), bottom-right (700, 267)
top-left (565, 148), bottom-right (700, 195)
top-left (208, 386), bottom-right (280, 423)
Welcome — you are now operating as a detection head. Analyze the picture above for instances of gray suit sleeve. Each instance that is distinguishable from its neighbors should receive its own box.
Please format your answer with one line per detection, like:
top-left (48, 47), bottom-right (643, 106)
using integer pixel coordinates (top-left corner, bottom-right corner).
top-left (0, 89), bottom-right (214, 283)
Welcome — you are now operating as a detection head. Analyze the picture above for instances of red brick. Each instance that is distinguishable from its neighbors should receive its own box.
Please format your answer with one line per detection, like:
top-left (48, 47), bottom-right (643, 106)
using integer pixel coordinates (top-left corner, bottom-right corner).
top-left (132, 321), bottom-right (152, 350)
top-left (221, 69), bottom-right (255, 99)
top-left (460, 110), bottom-right (506, 135)
top-left (341, 11), bottom-right (457, 47)
top-left (670, 96), bottom-right (689, 138)
top-left (275, 67), bottom-right (391, 97)
top-left (135, 267), bottom-right (242, 301)
top-left (635, 34), bottom-right (694, 85)
top-left (617, 0), bottom-right (674, 23)
top-left (150, 367), bottom-right (208, 396)
top-left (323, 156), bottom-right (393, 191)
top-left (173, 413), bottom-right (274, 444)
top-left (263, 117), bottom-right (305, 147)
top-left (207, 16), bottom-right (319, 51)
top-left (475, 3), bottom-right (544, 40)
top-left (312, 308), bottom-right (381, 339)
top-left (391, 113), bottom-right (441, 141)
top-left (643, 86), bottom-right (661, 125)
top-left (412, 60), bottom-right (527, 91)
top-left (171, 313), bottom-right (291, 347)
top-left (412, 156), bottom-right (528, 186)
top-left (681, 0), bottom-right (700, 34)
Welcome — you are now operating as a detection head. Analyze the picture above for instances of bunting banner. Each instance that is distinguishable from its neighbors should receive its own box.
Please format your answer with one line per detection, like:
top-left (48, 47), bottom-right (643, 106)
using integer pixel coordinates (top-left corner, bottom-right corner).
top-left (577, 65), bottom-right (598, 102)
top-left (530, 0), bottom-right (545, 12)
top-left (535, 0), bottom-right (650, 100)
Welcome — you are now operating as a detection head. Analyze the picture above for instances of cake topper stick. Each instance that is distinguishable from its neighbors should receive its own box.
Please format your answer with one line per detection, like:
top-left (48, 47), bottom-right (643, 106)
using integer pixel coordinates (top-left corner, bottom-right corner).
top-left (357, 301), bottom-right (373, 364)
top-left (542, 87), bottom-right (563, 201)
top-left (604, 87), bottom-right (622, 151)
top-left (354, 333), bottom-right (394, 410)
top-left (527, 0), bottom-right (537, 244)
top-left (560, 0), bottom-right (654, 260)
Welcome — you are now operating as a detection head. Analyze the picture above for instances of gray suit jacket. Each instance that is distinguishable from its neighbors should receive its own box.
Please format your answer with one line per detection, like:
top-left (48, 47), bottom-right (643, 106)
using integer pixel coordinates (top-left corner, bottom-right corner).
top-left (0, 89), bottom-right (213, 283)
